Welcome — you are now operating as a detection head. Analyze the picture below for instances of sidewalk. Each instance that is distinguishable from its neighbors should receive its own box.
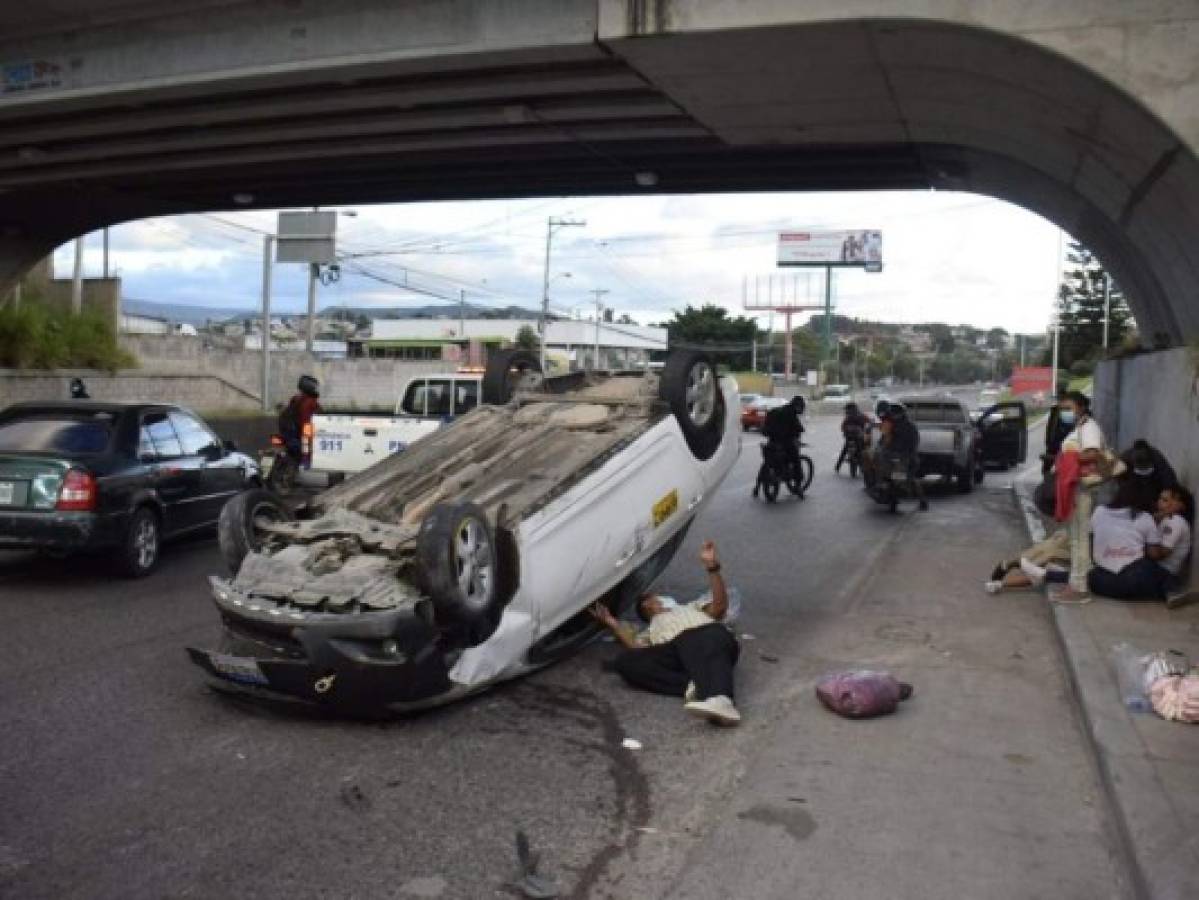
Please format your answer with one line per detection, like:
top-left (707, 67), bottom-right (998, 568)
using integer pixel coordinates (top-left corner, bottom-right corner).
top-left (614, 484), bottom-right (1137, 900)
top-left (1014, 471), bottom-right (1199, 900)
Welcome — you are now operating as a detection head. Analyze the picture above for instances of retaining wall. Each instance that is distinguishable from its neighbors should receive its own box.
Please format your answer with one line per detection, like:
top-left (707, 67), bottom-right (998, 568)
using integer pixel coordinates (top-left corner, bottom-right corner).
top-left (119, 334), bottom-right (445, 408)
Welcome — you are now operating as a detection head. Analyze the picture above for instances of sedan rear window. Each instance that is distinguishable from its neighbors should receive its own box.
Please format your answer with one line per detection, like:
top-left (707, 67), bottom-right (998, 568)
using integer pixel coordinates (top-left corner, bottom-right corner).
top-left (0, 416), bottom-right (113, 454)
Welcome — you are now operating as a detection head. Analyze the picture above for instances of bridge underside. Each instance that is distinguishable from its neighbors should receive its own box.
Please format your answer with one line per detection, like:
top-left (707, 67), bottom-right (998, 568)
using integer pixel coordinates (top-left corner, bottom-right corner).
top-left (2, 10), bottom-right (1196, 343)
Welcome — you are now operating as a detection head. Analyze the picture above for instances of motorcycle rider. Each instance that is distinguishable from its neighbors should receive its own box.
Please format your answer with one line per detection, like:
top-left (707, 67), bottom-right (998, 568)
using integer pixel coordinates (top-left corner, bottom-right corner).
top-left (278, 374), bottom-right (322, 463)
top-left (835, 401), bottom-right (871, 474)
top-left (756, 395), bottom-right (806, 496)
top-left (874, 402), bottom-right (929, 511)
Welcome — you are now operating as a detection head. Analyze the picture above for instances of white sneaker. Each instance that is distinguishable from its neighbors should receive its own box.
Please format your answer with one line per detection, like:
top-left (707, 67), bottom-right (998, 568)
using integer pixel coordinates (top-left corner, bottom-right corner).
top-left (1019, 557), bottom-right (1047, 586)
top-left (683, 682), bottom-right (697, 704)
top-left (984, 580), bottom-right (1003, 594)
top-left (684, 695), bottom-right (741, 726)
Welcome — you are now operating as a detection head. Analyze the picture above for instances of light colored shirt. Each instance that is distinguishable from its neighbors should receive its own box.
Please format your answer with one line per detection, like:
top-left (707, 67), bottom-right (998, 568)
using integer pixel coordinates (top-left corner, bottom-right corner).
top-left (1157, 514), bottom-right (1192, 577)
top-left (1091, 505), bottom-right (1159, 574)
top-left (640, 598), bottom-right (715, 646)
top-left (1064, 417), bottom-right (1104, 452)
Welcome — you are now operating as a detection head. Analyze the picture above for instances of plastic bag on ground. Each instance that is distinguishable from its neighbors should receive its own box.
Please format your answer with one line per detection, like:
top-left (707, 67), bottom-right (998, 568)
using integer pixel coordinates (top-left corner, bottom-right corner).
top-left (815, 670), bottom-right (914, 719)
top-left (1111, 643), bottom-right (1189, 712)
top-left (1149, 675), bottom-right (1199, 723)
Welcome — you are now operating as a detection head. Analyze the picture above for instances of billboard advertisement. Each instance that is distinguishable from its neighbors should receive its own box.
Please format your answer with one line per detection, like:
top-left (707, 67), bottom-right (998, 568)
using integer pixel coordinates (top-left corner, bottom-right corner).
top-left (778, 230), bottom-right (883, 268)
top-left (1010, 366), bottom-right (1053, 398)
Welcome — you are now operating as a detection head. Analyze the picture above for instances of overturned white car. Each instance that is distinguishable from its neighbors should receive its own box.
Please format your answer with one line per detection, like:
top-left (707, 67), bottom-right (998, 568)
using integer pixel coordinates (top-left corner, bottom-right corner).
top-left (187, 350), bottom-right (740, 715)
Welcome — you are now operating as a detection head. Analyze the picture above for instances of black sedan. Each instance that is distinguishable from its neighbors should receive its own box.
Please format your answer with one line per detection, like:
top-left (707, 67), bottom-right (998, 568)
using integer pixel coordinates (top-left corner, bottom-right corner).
top-left (0, 402), bottom-right (260, 576)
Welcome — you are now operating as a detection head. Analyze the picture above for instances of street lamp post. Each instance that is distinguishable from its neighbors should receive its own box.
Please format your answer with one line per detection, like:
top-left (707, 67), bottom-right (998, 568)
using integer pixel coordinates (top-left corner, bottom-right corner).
top-left (539, 217), bottom-right (585, 371)
top-left (261, 234), bottom-right (275, 412)
top-left (590, 288), bottom-right (609, 370)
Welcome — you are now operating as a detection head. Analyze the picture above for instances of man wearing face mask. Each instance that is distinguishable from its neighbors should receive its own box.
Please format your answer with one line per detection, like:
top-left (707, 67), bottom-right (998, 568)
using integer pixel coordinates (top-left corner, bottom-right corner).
top-left (1120, 439), bottom-right (1179, 513)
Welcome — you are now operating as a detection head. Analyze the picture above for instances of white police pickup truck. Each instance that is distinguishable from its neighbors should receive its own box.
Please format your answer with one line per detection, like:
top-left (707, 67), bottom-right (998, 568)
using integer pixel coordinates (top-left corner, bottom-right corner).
top-left (309, 373), bottom-right (481, 476)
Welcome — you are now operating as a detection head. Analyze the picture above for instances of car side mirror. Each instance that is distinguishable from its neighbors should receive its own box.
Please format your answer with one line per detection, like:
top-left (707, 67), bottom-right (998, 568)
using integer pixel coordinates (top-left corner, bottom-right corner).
top-left (223, 438), bottom-right (237, 453)
top-left (201, 444), bottom-right (224, 462)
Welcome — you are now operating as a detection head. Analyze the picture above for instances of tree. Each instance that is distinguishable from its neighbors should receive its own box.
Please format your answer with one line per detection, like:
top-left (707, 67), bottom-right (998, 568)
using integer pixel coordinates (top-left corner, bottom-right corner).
top-left (514, 324), bottom-right (540, 350)
top-left (664, 304), bottom-right (758, 369)
top-left (1056, 240), bottom-right (1133, 367)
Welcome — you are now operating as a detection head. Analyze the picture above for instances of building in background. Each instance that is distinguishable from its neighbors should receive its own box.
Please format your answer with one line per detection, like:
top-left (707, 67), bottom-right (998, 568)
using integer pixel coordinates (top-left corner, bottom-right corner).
top-left (357, 318), bottom-right (667, 370)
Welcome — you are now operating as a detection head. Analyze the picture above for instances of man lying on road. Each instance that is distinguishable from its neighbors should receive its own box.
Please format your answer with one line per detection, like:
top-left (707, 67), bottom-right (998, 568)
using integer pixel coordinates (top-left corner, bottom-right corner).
top-left (591, 540), bottom-right (741, 726)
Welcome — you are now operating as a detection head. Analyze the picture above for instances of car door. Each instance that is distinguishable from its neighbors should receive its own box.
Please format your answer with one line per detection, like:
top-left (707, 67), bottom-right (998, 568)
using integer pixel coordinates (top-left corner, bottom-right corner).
top-left (979, 401), bottom-right (1028, 467)
top-left (140, 411), bottom-right (202, 534)
top-left (169, 410), bottom-right (244, 525)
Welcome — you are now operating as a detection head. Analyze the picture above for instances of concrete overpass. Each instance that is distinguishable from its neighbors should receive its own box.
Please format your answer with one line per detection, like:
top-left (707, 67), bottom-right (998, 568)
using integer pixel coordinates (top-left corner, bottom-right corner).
top-left (2, 0), bottom-right (1197, 344)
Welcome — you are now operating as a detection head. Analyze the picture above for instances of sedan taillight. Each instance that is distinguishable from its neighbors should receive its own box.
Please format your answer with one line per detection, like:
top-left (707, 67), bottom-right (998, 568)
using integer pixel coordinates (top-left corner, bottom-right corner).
top-left (56, 469), bottom-right (97, 511)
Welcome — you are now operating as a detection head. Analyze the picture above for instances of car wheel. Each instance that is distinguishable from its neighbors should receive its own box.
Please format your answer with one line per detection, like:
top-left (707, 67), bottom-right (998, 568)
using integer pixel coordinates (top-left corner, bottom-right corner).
top-left (417, 502), bottom-right (505, 647)
top-left (218, 489), bottom-right (292, 575)
top-left (481, 349), bottom-right (543, 405)
top-left (660, 350), bottom-right (724, 461)
top-left (119, 506), bottom-right (161, 578)
top-left (955, 465), bottom-right (975, 494)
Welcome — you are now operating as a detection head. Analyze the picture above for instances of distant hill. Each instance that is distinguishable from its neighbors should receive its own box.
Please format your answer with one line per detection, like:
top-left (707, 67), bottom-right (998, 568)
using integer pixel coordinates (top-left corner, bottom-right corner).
top-left (318, 303), bottom-right (541, 320)
top-left (121, 297), bottom-right (543, 327)
top-left (122, 298), bottom-right (253, 327)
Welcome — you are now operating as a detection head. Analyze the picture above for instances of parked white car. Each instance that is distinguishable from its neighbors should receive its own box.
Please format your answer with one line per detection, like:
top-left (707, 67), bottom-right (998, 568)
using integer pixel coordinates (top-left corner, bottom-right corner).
top-left (189, 350), bottom-right (741, 714)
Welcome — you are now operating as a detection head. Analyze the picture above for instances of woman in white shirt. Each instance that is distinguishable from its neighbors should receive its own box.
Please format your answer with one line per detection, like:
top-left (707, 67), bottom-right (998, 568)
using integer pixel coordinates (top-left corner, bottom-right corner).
top-left (1087, 480), bottom-right (1169, 600)
top-left (1058, 391), bottom-right (1105, 600)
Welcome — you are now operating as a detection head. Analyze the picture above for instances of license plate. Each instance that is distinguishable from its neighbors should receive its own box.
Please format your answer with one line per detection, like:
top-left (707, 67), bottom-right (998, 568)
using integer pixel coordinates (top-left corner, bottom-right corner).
top-left (210, 653), bottom-right (269, 686)
top-left (0, 481), bottom-right (14, 505)
top-left (890, 471), bottom-right (909, 482)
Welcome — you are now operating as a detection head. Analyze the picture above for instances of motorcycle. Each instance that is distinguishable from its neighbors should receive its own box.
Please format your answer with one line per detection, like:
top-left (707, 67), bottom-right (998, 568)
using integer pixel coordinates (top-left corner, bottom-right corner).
top-left (753, 440), bottom-right (814, 503)
top-left (865, 452), bottom-right (921, 514)
top-left (260, 433), bottom-right (300, 493)
top-left (839, 427), bottom-right (870, 479)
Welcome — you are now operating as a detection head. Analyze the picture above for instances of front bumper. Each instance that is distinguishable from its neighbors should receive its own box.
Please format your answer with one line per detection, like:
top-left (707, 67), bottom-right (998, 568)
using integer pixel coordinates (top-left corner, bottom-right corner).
top-left (0, 508), bottom-right (124, 552)
top-left (187, 578), bottom-right (458, 716)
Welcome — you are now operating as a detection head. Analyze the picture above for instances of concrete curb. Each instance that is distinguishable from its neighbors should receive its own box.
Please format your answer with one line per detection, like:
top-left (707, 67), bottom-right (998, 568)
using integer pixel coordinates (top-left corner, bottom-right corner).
top-left (1010, 475), bottom-right (1194, 900)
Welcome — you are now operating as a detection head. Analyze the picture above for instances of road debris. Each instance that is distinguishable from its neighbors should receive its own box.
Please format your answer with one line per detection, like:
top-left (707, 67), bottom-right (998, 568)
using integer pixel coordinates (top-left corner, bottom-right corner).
top-left (513, 830), bottom-right (558, 899)
top-left (816, 670), bottom-right (914, 719)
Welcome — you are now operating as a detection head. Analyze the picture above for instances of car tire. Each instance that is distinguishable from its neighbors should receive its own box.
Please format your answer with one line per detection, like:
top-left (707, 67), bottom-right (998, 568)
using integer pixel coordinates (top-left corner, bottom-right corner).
top-left (118, 506), bottom-right (161, 578)
top-left (659, 350), bottom-right (724, 461)
top-left (218, 489), bottom-right (292, 575)
top-left (481, 349), bottom-right (542, 405)
top-left (417, 502), bottom-right (505, 647)
top-left (955, 465), bottom-right (975, 494)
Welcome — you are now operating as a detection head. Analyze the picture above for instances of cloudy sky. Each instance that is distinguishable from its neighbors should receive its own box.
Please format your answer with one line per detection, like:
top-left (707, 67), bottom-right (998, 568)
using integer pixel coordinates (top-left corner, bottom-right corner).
top-left (55, 189), bottom-right (1066, 334)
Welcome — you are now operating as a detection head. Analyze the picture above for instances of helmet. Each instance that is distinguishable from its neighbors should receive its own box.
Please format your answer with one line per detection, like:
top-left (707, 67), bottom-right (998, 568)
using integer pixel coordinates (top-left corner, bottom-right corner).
top-left (789, 395), bottom-right (806, 415)
top-left (888, 401), bottom-right (907, 418)
top-left (297, 374), bottom-right (320, 398)
top-left (844, 402), bottom-right (859, 414)
top-left (875, 399), bottom-right (889, 418)
top-left (69, 377), bottom-right (88, 399)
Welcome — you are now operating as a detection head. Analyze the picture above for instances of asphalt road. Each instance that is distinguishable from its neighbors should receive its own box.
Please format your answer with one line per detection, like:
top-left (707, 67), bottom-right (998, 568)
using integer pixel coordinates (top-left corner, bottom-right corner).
top-left (0, 412), bottom-right (1118, 900)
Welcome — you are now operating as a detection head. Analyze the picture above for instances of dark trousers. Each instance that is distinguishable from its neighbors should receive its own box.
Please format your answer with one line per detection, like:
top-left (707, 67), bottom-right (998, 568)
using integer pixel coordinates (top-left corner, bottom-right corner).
top-left (613, 624), bottom-right (740, 701)
top-left (835, 437), bottom-right (863, 472)
top-left (1087, 557), bottom-right (1170, 600)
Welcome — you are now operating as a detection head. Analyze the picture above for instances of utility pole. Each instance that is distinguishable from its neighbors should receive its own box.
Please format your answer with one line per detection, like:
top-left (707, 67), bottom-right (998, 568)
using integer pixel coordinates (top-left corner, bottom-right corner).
top-left (71, 236), bottom-right (84, 315)
top-left (591, 288), bottom-right (609, 370)
top-left (305, 263), bottom-right (319, 353)
top-left (539, 216), bottom-right (585, 371)
top-left (822, 265), bottom-right (834, 363)
top-left (1050, 316), bottom-right (1060, 398)
top-left (459, 289), bottom-right (467, 339)
top-left (1102, 273), bottom-right (1111, 351)
top-left (261, 235), bottom-right (275, 412)
top-left (102, 227), bottom-right (110, 279)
